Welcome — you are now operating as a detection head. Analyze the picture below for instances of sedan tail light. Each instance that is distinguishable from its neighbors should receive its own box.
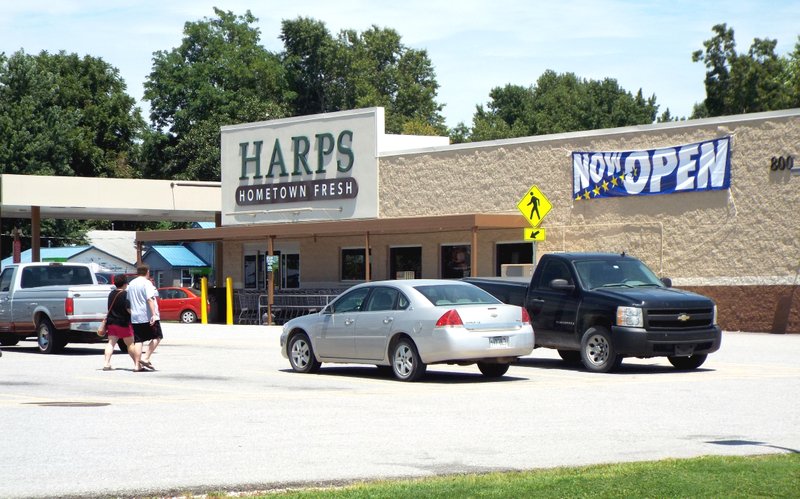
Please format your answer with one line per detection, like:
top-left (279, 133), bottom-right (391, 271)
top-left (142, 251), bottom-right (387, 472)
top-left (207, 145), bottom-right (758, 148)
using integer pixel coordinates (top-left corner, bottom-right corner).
top-left (65, 297), bottom-right (74, 316)
top-left (521, 307), bottom-right (531, 325)
top-left (435, 309), bottom-right (463, 327)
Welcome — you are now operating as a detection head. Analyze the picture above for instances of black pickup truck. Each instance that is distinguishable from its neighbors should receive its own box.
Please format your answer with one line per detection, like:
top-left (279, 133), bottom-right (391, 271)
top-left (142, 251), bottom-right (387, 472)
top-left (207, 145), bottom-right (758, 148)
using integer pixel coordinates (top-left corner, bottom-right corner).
top-left (465, 252), bottom-right (722, 372)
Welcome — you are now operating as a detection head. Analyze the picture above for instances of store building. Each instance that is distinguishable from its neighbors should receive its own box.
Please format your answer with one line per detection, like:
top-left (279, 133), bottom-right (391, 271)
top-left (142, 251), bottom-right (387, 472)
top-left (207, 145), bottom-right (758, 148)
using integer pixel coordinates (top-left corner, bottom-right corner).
top-left (138, 107), bottom-right (800, 333)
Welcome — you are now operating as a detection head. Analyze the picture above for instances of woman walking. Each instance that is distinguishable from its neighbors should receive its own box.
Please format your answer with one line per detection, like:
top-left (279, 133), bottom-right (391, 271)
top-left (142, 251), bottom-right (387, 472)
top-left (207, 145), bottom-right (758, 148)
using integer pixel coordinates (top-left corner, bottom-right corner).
top-left (102, 274), bottom-right (141, 371)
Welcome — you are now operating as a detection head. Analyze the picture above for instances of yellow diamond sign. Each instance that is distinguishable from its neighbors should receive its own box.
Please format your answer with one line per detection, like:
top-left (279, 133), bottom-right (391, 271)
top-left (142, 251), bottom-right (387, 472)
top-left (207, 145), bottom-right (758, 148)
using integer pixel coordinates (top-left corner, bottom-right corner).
top-left (516, 185), bottom-right (552, 227)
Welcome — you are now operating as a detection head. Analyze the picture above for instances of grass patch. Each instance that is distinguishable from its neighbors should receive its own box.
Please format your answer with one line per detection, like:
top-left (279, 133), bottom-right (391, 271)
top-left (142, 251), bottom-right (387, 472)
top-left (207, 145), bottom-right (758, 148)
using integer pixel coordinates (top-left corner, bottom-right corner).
top-left (262, 453), bottom-right (799, 498)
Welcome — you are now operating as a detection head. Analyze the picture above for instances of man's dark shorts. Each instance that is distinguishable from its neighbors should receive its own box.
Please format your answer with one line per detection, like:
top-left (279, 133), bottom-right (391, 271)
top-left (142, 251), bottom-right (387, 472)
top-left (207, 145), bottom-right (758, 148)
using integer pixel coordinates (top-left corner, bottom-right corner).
top-left (133, 322), bottom-right (157, 343)
top-left (133, 321), bottom-right (164, 342)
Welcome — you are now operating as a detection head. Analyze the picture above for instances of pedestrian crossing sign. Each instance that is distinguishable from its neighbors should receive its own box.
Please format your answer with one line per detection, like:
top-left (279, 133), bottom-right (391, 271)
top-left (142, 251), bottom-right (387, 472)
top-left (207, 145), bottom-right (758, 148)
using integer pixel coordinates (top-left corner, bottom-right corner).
top-left (516, 185), bottom-right (552, 227)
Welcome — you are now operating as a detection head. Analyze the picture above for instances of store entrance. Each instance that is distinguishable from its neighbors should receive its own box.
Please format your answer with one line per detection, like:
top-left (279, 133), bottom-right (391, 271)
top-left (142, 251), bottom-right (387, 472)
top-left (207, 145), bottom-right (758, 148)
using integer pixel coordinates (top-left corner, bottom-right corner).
top-left (244, 251), bottom-right (300, 290)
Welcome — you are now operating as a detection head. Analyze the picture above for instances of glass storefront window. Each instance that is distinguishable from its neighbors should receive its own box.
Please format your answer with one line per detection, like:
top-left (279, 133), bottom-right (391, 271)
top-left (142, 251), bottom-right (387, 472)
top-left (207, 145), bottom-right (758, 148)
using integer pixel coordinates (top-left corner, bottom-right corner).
top-left (390, 246), bottom-right (421, 279)
top-left (341, 248), bottom-right (371, 281)
top-left (281, 253), bottom-right (300, 288)
top-left (441, 244), bottom-right (470, 278)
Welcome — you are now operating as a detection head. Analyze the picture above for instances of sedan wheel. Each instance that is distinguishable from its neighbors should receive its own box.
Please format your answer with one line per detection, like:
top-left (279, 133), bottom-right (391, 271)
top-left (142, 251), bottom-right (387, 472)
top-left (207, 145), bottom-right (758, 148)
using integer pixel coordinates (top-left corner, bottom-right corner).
top-left (288, 333), bottom-right (321, 373)
top-left (391, 338), bottom-right (426, 381)
top-left (180, 310), bottom-right (198, 324)
top-left (668, 354), bottom-right (707, 370)
top-left (580, 326), bottom-right (621, 373)
top-left (477, 362), bottom-right (510, 377)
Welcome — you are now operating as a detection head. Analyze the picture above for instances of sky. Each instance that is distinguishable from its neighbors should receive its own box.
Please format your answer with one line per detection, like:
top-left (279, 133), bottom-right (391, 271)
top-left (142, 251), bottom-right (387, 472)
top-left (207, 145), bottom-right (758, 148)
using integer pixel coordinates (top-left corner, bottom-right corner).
top-left (1, 1), bottom-right (798, 129)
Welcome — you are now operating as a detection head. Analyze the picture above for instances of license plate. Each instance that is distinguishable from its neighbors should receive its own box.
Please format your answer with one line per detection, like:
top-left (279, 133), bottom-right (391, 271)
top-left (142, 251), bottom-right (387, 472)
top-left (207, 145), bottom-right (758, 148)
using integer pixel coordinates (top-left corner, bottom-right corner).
top-left (675, 344), bottom-right (694, 356)
top-left (489, 336), bottom-right (509, 349)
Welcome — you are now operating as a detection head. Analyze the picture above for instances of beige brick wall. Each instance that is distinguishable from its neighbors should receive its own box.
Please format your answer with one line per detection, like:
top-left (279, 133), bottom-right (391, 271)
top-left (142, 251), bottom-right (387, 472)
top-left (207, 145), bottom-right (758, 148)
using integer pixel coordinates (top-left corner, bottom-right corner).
top-left (379, 113), bottom-right (800, 285)
top-left (218, 111), bottom-right (800, 332)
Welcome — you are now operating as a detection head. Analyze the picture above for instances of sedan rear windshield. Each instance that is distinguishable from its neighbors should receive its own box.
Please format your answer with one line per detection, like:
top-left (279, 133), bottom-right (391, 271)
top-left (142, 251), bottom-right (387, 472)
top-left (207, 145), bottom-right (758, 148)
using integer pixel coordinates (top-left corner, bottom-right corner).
top-left (414, 284), bottom-right (500, 306)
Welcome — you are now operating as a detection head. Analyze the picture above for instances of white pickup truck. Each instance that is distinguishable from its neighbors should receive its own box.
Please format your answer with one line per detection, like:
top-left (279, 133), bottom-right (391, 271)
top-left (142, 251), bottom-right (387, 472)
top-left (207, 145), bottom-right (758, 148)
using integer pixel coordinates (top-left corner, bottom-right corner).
top-left (0, 262), bottom-right (113, 353)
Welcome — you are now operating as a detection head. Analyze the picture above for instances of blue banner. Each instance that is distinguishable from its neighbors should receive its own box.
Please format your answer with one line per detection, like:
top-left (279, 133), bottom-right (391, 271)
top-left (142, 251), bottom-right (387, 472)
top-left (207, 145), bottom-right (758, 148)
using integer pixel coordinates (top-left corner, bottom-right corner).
top-left (572, 136), bottom-right (731, 200)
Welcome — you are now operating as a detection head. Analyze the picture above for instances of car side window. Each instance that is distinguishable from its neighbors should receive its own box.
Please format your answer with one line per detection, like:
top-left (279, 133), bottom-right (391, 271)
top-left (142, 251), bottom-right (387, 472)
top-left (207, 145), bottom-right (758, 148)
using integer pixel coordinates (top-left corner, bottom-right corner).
top-left (397, 292), bottom-right (410, 310)
top-left (365, 287), bottom-right (399, 311)
top-left (20, 268), bottom-right (39, 288)
top-left (0, 269), bottom-right (12, 292)
top-left (175, 290), bottom-right (188, 299)
top-left (332, 288), bottom-right (370, 313)
top-left (540, 261), bottom-right (572, 289)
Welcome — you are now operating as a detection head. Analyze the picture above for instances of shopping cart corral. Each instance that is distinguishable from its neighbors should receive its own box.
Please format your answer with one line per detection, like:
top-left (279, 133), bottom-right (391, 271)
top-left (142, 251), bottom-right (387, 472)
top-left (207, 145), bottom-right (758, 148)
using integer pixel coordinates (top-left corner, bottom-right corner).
top-left (259, 289), bottom-right (344, 325)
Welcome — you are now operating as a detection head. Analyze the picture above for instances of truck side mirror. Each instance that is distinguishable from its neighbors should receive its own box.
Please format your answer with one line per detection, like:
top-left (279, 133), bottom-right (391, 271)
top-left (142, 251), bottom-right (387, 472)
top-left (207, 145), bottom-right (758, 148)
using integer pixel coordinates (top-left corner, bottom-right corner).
top-left (660, 277), bottom-right (672, 288)
top-left (551, 279), bottom-right (575, 292)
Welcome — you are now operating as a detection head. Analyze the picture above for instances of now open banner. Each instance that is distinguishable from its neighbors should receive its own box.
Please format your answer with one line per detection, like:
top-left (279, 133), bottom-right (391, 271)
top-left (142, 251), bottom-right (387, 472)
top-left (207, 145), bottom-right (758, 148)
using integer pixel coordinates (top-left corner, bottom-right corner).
top-left (572, 136), bottom-right (731, 200)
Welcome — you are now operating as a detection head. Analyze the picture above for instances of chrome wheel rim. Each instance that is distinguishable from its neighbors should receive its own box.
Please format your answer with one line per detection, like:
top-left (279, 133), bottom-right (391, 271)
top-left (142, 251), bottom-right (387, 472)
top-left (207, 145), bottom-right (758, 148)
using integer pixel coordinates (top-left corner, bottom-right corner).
top-left (585, 334), bottom-right (609, 366)
top-left (393, 344), bottom-right (413, 378)
top-left (181, 311), bottom-right (196, 323)
top-left (290, 339), bottom-right (311, 369)
top-left (38, 326), bottom-right (50, 350)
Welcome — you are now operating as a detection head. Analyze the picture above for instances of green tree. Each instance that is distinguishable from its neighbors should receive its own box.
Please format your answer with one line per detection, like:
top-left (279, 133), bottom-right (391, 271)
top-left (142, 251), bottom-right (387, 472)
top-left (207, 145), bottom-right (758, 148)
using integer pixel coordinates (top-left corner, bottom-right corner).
top-left (143, 8), bottom-right (289, 181)
top-left (0, 50), bottom-right (143, 178)
top-left (0, 50), bottom-right (145, 255)
top-left (467, 71), bottom-right (657, 142)
top-left (280, 18), bottom-right (446, 134)
top-left (692, 23), bottom-right (797, 117)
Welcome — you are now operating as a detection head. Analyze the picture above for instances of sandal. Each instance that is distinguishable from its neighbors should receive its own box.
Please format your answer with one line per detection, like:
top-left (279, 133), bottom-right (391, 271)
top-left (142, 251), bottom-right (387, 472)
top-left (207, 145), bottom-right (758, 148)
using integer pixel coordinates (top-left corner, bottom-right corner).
top-left (140, 360), bottom-right (155, 370)
top-left (102, 366), bottom-right (112, 371)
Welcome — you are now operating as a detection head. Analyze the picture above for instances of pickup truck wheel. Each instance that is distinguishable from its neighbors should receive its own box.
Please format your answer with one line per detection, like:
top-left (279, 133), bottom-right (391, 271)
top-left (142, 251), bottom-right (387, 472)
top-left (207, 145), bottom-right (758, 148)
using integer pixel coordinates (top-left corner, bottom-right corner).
top-left (580, 326), bottom-right (622, 373)
top-left (288, 333), bottom-right (321, 374)
top-left (0, 334), bottom-right (20, 346)
top-left (391, 338), bottom-right (426, 381)
top-left (558, 350), bottom-right (581, 363)
top-left (668, 354), bottom-right (707, 370)
top-left (477, 362), bottom-right (510, 377)
top-left (37, 319), bottom-right (65, 354)
top-left (180, 310), bottom-right (197, 323)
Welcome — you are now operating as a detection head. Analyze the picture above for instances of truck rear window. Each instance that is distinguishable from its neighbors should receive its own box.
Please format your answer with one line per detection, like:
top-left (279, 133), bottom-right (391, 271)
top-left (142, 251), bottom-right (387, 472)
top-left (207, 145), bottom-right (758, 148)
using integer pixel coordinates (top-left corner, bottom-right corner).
top-left (20, 266), bottom-right (94, 288)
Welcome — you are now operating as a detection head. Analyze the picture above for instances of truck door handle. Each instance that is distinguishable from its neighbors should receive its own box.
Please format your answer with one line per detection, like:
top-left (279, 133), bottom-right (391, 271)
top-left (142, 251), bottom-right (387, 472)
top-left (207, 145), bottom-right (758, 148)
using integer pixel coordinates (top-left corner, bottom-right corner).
top-left (530, 298), bottom-right (545, 304)
top-left (345, 318), bottom-right (355, 325)
top-left (383, 317), bottom-right (393, 324)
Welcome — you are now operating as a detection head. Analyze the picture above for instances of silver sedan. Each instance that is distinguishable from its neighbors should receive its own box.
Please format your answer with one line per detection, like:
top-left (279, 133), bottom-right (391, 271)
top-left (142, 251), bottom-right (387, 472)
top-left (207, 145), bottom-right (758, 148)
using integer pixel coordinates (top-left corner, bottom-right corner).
top-left (280, 279), bottom-right (534, 381)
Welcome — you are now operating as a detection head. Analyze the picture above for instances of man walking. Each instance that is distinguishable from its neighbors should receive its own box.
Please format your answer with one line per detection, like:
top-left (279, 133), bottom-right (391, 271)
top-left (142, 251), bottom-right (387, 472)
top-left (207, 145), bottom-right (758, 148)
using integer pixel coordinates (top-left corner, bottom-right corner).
top-left (127, 264), bottom-right (158, 371)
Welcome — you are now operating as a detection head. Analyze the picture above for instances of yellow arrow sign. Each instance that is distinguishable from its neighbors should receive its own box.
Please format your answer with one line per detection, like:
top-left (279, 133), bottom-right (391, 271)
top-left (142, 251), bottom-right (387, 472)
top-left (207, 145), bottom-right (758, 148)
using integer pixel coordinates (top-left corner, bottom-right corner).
top-left (523, 228), bottom-right (546, 242)
top-left (516, 185), bottom-right (552, 227)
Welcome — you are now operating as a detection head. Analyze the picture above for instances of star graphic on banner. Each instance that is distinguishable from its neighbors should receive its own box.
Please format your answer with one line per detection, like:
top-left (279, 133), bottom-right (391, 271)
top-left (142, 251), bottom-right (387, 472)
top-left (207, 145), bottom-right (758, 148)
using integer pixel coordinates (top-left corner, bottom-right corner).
top-left (592, 186), bottom-right (600, 197)
top-left (619, 173), bottom-right (627, 182)
top-left (583, 191), bottom-right (590, 200)
top-left (602, 180), bottom-right (609, 191)
top-left (575, 192), bottom-right (582, 201)
top-left (611, 177), bottom-right (619, 187)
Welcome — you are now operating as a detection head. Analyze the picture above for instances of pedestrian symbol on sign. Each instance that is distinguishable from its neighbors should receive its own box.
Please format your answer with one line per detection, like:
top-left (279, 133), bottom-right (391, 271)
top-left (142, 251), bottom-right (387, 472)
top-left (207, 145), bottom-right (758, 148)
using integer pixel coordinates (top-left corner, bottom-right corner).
top-left (516, 185), bottom-right (552, 228)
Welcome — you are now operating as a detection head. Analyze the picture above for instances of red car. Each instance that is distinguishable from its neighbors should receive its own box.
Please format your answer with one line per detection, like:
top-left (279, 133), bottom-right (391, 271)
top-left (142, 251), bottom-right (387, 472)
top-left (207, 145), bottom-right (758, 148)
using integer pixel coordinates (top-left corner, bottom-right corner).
top-left (157, 287), bottom-right (208, 323)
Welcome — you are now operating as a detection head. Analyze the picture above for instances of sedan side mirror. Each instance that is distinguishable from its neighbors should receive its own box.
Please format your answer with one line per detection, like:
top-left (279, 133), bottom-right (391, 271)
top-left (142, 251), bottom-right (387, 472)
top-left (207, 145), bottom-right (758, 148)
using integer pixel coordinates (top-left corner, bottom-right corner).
top-left (660, 277), bottom-right (672, 288)
top-left (551, 279), bottom-right (575, 292)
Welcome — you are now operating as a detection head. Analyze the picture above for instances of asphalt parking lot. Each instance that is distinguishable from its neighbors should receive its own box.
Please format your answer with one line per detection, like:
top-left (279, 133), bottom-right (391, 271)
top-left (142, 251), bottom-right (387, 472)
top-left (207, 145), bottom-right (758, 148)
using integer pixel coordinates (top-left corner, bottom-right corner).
top-left (1, 324), bottom-right (799, 498)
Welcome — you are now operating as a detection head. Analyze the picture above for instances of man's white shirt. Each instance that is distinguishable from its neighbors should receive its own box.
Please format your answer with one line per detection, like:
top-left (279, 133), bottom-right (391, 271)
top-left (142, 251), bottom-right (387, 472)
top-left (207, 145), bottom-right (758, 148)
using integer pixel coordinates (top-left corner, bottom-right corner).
top-left (128, 276), bottom-right (158, 324)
